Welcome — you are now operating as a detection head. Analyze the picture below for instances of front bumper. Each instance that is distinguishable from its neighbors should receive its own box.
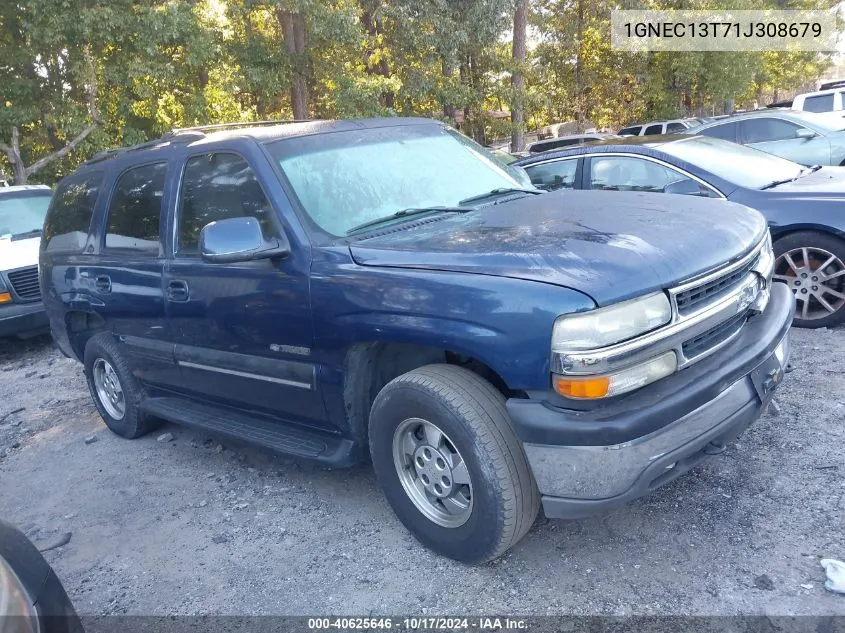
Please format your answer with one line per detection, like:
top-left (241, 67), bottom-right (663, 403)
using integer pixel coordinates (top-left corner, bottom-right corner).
top-left (508, 282), bottom-right (794, 519)
top-left (0, 301), bottom-right (48, 338)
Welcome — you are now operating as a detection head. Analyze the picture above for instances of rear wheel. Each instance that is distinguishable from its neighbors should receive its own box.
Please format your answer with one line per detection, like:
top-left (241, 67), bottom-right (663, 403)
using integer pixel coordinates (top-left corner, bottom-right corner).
top-left (368, 364), bottom-right (539, 564)
top-left (774, 231), bottom-right (845, 328)
top-left (84, 333), bottom-right (160, 439)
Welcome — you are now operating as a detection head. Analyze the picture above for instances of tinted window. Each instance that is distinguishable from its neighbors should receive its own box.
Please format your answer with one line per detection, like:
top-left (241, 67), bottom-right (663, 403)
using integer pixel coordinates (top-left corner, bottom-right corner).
top-left (742, 118), bottom-right (801, 143)
top-left (643, 124), bottom-right (664, 135)
top-left (529, 139), bottom-right (578, 153)
top-left (524, 159), bottom-right (578, 191)
top-left (802, 94), bottom-right (834, 113)
top-left (618, 126), bottom-right (642, 135)
top-left (42, 173), bottom-right (103, 252)
top-left (589, 156), bottom-right (692, 193)
top-left (666, 122), bottom-right (686, 133)
top-left (697, 122), bottom-right (738, 142)
top-left (104, 162), bottom-right (167, 253)
top-left (178, 153), bottom-right (277, 254)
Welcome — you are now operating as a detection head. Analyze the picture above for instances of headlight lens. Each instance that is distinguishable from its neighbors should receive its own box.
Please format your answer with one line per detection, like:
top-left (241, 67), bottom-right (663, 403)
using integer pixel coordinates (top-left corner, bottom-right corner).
top-left (552, 292), bottom-right (671, 351)
top-left (0, 555), bottom-right (38, 633)
top-left (553, 351), bottom-right (678, 399)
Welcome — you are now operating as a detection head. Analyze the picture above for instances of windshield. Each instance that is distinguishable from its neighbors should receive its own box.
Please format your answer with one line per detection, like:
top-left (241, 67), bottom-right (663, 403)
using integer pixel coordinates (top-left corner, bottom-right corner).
top-left (0, 191), bottom-right (52, 239)
top-left (661, 136), bottom-right (803, 190)
top-left (267, 125), bottom-right (526, 236)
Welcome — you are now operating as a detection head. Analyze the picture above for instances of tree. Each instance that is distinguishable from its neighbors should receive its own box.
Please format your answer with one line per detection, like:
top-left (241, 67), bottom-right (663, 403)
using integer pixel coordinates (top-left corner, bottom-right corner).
top-left (510, 0), bottom-right (527, 152)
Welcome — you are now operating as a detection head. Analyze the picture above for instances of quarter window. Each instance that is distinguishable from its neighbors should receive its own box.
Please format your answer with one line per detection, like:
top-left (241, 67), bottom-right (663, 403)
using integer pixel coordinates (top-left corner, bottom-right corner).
top-left (177, 153), bottom-right (277, 254)
top-left (666, 122), bottom-right (686, 133)
top-left (104, 162), bottom-right (167, 253)
top-left (42, 173), bottom-right (103, 252)
top-left (742, 118), bottom-right (801, 143)
top-left (524, 160), bottom-right (578, 191)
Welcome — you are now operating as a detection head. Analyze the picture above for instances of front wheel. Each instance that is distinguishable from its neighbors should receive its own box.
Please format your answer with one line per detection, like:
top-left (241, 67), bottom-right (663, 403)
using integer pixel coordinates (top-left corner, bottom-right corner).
top-left (368, 364), bottom-right (539, 564)
top-left (773, 231), bottom-right (845, 328)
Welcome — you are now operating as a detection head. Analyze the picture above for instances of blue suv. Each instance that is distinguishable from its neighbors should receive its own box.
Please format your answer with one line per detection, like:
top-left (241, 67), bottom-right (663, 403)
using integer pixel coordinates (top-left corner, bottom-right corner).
top-left (40, 118), bottom-right (793, 562)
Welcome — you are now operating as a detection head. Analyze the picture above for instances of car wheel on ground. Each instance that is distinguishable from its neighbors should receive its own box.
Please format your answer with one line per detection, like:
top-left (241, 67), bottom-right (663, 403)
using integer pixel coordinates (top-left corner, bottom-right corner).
top-left (773, 231), bottom-right (845, 328)
top-left (84, 333), bottom-right (160, 438)
top-left (368, 364), bottom-right (540, 564)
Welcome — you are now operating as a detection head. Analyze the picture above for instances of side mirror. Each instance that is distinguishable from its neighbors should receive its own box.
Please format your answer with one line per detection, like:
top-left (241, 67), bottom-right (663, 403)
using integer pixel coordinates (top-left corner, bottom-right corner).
top-left (199, 217), bottom-right (290, 264)
top-left (795, 128), bottom-right (817, 140)
top-left (663, 179), bottom-right (711, 197)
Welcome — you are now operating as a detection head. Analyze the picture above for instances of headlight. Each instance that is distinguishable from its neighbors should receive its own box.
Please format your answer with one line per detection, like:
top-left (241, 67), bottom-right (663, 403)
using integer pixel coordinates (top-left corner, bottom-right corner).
top-left (0, 555), bottom-right (38, 633)
top-left (553, 351), bottom-right (678, 399)
top-left (551, 292), bottom-right (671, 351)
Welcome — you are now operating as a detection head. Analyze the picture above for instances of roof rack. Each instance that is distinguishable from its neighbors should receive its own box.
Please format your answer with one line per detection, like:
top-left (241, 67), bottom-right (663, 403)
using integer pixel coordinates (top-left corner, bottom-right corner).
top-left (83, 119), bottom-right (311, 166)
top-left (171, 119), bottom-right (311, 134)
top-left (819, 80), bottom-right (845, 90)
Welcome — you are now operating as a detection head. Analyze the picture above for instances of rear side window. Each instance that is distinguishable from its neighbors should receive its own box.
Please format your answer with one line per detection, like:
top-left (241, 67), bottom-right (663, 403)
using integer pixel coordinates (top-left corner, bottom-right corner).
top-left (802, 94), bottom-right (834, 113)
top-left (42, 172), bottom-right (103, 252)
top-left (643, 124), bottom-right (664, 135)
top-left (177, 153), bottom-right (277, 254)
top-left (104, 162), bottom-right (167, 253)
top-left (697, 121), bottom-right (738, 142)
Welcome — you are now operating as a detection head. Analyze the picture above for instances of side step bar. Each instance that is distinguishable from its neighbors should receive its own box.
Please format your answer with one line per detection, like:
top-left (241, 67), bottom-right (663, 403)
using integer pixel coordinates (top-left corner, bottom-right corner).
top-left (140, 397), bottom-right (357, 467)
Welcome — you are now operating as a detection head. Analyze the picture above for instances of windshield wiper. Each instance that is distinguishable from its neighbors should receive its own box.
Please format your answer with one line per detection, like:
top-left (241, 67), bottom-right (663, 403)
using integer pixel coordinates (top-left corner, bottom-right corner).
top-left (345, 206), bottom-right (470, 236)
top-left (760, 165), bottom-right (821, 190)
top-left (458, 187), bottom-right (544, 206)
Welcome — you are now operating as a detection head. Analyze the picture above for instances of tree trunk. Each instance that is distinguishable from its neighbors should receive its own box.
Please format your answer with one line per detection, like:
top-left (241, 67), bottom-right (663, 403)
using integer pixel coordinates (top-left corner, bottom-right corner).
top-left (574, 0), bottom-right (584, 130)
top-left (1, 127), bottom-right (28, 185)
top-left (278, 10), bottom-right (309, 119)
top-left (510, 0), bottom-right (527, 152)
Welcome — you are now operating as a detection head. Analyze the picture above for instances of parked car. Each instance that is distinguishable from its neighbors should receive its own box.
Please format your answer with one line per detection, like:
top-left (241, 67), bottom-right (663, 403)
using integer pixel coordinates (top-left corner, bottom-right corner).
top-left (526, 133), bottom-right (618, 154)
top-left (514, 133), bottom-right (845, 327)
top-left (0, 519), bottom-right (83, 633)
top-left (687, 110), bottom-right (845, 166)
top-left (41, 118), bottom-right (791, 563)
top-left (792, 85), bottom-right (845, 114)
top-left (0, 185), bottom-right (52, 338)
top-left (617, 119), bottom-right (699, 136)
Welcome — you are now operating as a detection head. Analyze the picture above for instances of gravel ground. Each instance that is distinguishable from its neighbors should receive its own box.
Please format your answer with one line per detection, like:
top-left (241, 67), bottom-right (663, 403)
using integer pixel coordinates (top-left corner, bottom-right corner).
top-left (1, 328), bottom-right (844, 617)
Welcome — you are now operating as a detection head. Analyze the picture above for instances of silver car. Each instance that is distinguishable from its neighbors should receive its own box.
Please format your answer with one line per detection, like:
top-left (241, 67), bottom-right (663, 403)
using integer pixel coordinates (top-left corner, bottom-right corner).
top-left (686, 109), bottom-right (845, 166)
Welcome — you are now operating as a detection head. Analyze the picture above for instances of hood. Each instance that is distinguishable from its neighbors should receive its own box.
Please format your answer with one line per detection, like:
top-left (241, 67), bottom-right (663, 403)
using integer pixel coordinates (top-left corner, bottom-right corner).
top-left (349, 190), bottom-right (766, 306)
top-left (764, 167), bottom-right (845, 197)
top-left (0, 235), bottom-right (40, 272)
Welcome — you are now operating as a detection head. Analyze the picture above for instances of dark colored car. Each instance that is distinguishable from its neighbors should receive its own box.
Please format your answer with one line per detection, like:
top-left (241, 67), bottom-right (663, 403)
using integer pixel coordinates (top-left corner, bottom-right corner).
top-left (526, 133), bottom-right (618, 154)
top-left (515, 134), bottom-right (845, 328)
top-left (686, 109), bottom-right (845, 166)
top-left (0, 520), bottom-right (83, 633)
top-left (0, 185), bottom-right (52, 338)
top-left (40, 118), bottom-right (791, 563)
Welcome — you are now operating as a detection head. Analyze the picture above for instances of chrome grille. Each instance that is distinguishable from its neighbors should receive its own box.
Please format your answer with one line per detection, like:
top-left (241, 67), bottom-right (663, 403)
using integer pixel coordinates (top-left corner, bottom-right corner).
top-left (7, 266), bottom-right (41, 301)
top-left (675, 255), bottom-right (759, 315)
top-left (682, 312), bottom-right (747, 360)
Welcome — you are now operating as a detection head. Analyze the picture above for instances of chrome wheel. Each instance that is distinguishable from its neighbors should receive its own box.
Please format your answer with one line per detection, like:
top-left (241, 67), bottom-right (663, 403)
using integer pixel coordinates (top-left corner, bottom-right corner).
top-left (774, 246), bottom-right (845, 321)
top-left (392, 418), bottom-right (473, 528)
top-left (93, 358), bottom-right (125, 420)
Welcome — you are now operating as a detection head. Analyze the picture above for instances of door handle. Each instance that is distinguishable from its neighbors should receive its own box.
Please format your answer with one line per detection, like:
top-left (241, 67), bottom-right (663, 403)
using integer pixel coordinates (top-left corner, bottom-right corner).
top-left (167, 280), bottom-right (189, 302)
top-left (95, 275), bottom-right (111, 293)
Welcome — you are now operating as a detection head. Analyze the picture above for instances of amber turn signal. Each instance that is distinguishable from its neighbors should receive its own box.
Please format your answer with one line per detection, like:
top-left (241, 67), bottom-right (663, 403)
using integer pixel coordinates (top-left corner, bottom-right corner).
top-left (553, 375), bottom-right (610, 399)
top-left (0, 292), bottom-right (12, 304)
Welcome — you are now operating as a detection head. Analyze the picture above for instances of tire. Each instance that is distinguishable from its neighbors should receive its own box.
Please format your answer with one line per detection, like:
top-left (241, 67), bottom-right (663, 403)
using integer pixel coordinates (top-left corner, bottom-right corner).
top-left (773, 231), bottom-right (845, 328)
top-left (83, 333), bottom-right (160, 439)
top-left (368, 364), bottom-right (540, 564)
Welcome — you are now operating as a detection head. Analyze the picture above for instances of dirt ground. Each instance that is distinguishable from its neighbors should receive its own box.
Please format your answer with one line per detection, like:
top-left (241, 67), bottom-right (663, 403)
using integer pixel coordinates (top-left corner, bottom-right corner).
top-left (1, 327), bottom-right (844, 616)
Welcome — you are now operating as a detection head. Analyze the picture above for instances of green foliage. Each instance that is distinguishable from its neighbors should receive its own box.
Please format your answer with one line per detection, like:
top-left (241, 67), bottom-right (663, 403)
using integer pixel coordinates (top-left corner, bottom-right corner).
top-left (0, 0), bottom-right (834, 182)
